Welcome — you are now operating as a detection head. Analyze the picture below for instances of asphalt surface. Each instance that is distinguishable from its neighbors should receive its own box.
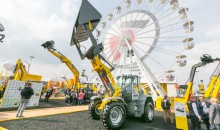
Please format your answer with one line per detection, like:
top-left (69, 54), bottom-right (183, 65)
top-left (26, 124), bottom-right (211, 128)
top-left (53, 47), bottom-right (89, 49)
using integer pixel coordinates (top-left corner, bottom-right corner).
top-left (0, 110), bottom-right (207, 130)
top-left (0, 98), bottom-right (73, 111)
top-left (0, 98), bottom-right (207, 130)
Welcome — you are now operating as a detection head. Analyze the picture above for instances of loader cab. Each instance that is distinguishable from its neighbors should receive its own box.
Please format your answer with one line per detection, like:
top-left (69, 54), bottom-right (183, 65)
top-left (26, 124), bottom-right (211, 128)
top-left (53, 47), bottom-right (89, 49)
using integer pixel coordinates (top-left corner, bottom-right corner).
top-left (117, 75), bottom-right (141, 101)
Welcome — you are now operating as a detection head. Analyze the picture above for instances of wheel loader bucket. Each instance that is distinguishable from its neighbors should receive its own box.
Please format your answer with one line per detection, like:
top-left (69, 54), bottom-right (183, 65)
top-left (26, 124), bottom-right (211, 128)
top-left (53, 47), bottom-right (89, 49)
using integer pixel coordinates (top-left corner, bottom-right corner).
top-left (70, 0), bottom-right (102, 59)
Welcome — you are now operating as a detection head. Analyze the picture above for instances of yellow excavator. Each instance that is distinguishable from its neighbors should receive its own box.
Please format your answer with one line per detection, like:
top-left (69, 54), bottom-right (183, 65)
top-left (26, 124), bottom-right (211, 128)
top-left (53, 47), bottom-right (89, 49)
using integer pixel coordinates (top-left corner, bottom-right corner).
top-left (41, 41), bottom-right (79, 90)
top-left (13, 59), bottom-right (42, 82)
top-left (70, 0), bottom-right (154, 129)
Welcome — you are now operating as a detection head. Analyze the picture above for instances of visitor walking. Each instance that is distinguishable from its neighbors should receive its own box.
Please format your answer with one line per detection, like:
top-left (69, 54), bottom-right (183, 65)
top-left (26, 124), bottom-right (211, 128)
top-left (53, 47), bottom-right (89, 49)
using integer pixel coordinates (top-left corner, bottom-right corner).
top-left (16, 82), bottom-right (34, 118)
top-left (161, 95), bottom-right (173, 123)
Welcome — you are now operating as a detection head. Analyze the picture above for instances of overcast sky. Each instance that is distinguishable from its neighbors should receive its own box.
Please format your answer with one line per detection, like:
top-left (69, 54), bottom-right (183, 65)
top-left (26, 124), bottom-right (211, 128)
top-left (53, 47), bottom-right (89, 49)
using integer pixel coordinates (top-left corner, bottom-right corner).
top-left (0, 0), bottom-right (220, 87)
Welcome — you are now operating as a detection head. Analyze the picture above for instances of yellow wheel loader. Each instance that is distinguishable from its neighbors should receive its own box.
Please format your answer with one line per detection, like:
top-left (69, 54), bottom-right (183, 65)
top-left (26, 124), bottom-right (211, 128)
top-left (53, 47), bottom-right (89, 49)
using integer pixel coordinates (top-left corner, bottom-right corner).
top-left (70, 0), bottom-right (154, 129)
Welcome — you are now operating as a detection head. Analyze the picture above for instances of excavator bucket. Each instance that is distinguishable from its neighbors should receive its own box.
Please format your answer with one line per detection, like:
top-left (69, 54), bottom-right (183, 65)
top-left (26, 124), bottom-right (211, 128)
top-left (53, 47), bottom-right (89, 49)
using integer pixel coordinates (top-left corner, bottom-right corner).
top-left (42, 40), bottom-right (55, 49)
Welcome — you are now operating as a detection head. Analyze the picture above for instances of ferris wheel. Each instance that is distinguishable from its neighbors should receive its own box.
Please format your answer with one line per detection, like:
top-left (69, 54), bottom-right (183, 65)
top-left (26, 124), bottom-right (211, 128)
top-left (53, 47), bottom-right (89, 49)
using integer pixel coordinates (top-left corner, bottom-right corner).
top-left (94, 0), bottom-right (194, 83)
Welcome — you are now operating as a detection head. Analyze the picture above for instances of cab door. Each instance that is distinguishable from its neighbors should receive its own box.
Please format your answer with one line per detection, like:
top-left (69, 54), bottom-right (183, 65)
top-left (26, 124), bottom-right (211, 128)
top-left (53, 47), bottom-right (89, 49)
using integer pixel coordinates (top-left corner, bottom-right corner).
top-left (132, 76), bottom-right (140, 101)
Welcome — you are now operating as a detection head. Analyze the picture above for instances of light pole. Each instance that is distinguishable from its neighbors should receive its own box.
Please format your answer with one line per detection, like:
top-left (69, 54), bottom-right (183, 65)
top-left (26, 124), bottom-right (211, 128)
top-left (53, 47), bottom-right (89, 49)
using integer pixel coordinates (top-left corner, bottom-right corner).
top-left (60, 75), bottom-right (68, 89)
top-left (24, 56), bottom-right (35, 74)
top-left (81, 70), bottom-right (88, 82)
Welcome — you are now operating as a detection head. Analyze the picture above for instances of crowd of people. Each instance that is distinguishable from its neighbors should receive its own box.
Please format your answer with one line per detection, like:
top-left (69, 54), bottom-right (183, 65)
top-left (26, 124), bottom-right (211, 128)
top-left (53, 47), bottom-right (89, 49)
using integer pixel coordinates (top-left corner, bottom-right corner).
top-left (188, 96), bottom-right (220, 130)
top-left (161, 95), bottom-right (220, 130)
top-left (65, 88), bottom-right (86, 105)
top-left (41, 86), bottom-right (96, 106)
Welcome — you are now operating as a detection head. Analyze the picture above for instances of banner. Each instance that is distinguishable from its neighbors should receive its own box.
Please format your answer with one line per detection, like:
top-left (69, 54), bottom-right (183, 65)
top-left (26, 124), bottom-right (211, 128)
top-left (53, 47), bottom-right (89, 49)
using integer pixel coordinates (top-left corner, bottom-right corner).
top-left (174, 99), bottom-right (188, 130)
top-left (0, 80), bottom-right (43, 108)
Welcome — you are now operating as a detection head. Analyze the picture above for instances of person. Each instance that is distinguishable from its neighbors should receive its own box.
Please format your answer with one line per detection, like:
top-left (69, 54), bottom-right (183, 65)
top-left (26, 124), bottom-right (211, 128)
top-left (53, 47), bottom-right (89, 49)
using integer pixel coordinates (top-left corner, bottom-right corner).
top-left (71, 90), bottom-right (77, 105)
top-left (16, 82), bottom-right (34, 118)
top-left (198, 96), bottom-right (211, 130)
top-left (83, 89), bottom-right (87, 105)
top-left (188, 96), bottom-right (202, 130)
top-left (209, 98), bottom-right (220, 130)
top-left (66, 89), bottom-right (73, 105)
top-left (78, 90), bottom-right (85, 105)
top-left (45, 88), bottom-right (52, 102)
top-left (75, 89), bottom-right (79, 105)
top-left (54, 88), bottom-right (60, 98)
top-left (40, 86), bottom-right (46, 100)
top-left (161, 95), bottom-right (173, 123)
top-left (0, 83), bottom-right (4, 99)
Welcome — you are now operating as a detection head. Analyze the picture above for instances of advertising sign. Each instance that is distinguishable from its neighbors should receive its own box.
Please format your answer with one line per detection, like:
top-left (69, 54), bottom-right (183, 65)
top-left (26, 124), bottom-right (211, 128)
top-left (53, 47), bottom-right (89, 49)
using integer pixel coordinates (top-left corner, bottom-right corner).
top-left (0, 80), bottom-right (43, 108)
top-left (174, 102), bottom-right (187, 117)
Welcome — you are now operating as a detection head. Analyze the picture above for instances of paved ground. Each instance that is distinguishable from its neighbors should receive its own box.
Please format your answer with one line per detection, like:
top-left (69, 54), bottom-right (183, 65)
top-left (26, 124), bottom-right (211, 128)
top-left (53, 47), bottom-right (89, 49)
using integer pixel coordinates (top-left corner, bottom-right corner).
top-left (0, 97), bottom-right (73, 112)
top-left (0, 98), bottom-right (207, 130)
top-left (0, 105), bottom-right (88, 122)
top-left (0, 110), bottom-right (207, 130)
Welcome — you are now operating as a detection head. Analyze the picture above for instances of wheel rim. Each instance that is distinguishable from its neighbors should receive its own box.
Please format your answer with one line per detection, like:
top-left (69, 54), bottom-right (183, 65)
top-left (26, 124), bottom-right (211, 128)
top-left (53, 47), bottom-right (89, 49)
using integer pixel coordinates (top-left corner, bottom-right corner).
top-left (110, 106), bottom-right (123, 125)
top-left (95, 104), bottom-right (101, 116)
top-left (147, 106), bottom-right (153, 120)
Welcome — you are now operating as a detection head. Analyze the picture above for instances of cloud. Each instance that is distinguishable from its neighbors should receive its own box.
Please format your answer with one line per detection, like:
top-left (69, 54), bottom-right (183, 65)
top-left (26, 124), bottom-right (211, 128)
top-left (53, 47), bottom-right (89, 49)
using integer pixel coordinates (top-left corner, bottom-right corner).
top-left (0, 0), bottom-right (219, 85)
top-left (175, 38), bottom-right (220, 86)
top-left (206, 23), bottom-right (220, 40)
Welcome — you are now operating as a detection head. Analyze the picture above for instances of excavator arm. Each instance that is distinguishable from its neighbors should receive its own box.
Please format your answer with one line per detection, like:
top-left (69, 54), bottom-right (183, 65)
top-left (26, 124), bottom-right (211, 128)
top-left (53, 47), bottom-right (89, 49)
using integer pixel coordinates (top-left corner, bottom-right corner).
top-left (42, 41), bottom-right (79, 89)
top-left (13, 59), bottom-right (28, 80)
top-left (12, 59), bottom-right (42, 82)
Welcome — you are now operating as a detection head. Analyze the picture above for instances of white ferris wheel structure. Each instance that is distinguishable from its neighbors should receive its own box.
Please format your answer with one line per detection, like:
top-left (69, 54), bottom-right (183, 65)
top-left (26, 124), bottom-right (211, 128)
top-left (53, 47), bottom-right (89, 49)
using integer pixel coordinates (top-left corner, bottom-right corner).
top-left (91, 0), bottom-right (194, 98)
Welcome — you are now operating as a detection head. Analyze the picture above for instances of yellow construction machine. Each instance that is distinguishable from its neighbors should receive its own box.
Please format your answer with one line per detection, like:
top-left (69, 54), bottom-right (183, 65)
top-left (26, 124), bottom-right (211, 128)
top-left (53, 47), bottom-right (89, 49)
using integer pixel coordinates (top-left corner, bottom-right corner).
top-left (174, 54), bottom-right (220, 130)
top-left (204, 60), bottom-right (220, 99)
top-left (41, 41), bottom-right (79, 90)
top-left (70, 0), bottom-right (154, 129)
top-left (13, 59), bottom-right (42, 82)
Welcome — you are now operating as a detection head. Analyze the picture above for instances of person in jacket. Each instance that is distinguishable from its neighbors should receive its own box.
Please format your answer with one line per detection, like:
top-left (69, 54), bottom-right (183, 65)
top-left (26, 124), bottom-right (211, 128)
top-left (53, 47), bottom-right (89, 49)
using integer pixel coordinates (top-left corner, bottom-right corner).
top-left (198, 96), bottom-right (211, 130)
top-left (45, 87), bottom-right (52, 102)
top-left (16, 82), bottom-right (34, 118)
top-left (188, 96), bottom-right (202, 130)
top-left (209, 98), bottom-right (220, 130)
top-left (67, 89), bottom-right (73, 105)
top-left (161, 95), bottom-right (173, 123)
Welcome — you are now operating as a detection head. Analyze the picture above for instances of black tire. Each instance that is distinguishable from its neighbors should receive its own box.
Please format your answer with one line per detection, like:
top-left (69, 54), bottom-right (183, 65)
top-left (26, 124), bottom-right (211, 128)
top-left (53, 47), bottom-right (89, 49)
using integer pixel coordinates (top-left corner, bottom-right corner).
top-left (142, 101), bottom-right (154, 123)
top-left (89, 100), bottom-right (101, 120)
top-left (101, 102), bottom-right (126, 130)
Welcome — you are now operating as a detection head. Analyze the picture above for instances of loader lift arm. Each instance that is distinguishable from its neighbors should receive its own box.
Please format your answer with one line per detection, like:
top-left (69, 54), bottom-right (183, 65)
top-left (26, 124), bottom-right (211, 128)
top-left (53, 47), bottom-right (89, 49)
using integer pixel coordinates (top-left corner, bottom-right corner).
top-left (42, 41), bottom-right (79, 89)
top-left (204, 60), bottom-right (220, 98)
top-left (69, 1), bottom-right (155, 129)
top-left (70, 0), bottom-right (122, 110)
top-left (182, 54), bottom-right (220, 103)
